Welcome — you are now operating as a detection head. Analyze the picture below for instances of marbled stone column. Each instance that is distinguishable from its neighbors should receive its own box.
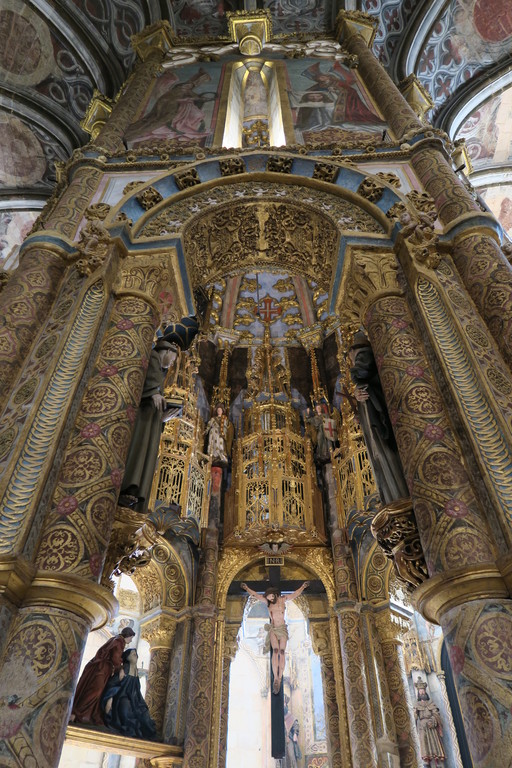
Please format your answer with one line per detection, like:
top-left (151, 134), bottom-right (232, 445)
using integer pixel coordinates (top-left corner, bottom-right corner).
top-left (217, 623), bottom-right (239, 768)
top-left (336, 12), bottom-right (422, 140)
top-left (183, 467), bottom-right (222, 768)
top-left (310, 621), bottom-right (343, 768)
top-left (140, 614), bottom-right (178, 738)
top-left (374, 609), bottom-right (421, 768)
top-left (93, 22), bottom-right (174, 154)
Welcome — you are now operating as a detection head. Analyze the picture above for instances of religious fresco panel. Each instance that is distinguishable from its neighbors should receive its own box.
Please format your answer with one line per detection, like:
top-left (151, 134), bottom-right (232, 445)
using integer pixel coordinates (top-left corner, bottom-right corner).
top-left (456, 84), bottom-right (512, 167)
top-left (282, 59), bottom-right (386, 145)
top-left (124, 63), bottom-right (227, 148)
top-left (263, 0), bottom-right (331, 37)
top-left (0, 209), bottom-right (40, 270)
top-left (416, 0), bottom-right (512, 113)
top-left (478, 184), bottom-right (512, 237)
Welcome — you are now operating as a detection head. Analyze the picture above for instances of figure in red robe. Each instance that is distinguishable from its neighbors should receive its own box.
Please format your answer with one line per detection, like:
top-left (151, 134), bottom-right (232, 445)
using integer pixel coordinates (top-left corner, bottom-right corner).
top-left (71, 627), bottom-right (136, 725)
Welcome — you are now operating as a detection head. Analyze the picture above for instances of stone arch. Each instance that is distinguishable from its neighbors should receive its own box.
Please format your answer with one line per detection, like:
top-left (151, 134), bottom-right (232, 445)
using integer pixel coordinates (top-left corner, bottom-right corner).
top-left (216, 548), bottom-right (336, 610)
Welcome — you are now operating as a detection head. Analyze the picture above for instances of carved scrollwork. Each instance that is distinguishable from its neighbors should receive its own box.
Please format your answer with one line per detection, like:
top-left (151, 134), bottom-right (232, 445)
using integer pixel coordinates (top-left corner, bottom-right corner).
top-left (371, 499), bottom-right (428, 591)
top-left (266, 156), bottom-right (293, 173)
top-left (84, 203), bottom-right (111, 221)
top-left (137, 186), bottom-right (164, 210)
top-left (376, 171), bottom-right (401, 189)
top-left (406, 190), bottom-right (437, 219)
top-left (174, 167), bottom-right (201, 190)
top-left (357, 177), bottom-right (385, 203)
top-left (312, 162), bottom-right (339, 183)
top-left (101, 506), bottom-right (159, 587)
top-left (123, 180), bottom-right (145, 196)
top-left (75, 221), bottom-right (112, 276)
top-left (219, 157), bottom-right (246, 176)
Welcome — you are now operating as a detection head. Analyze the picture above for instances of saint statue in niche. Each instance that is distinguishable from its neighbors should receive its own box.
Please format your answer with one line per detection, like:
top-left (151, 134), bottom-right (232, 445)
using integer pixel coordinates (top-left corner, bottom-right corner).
top-left (205, 403), bottom-right (234, 466)
top-left (414, 678), bottom-right (445, 766)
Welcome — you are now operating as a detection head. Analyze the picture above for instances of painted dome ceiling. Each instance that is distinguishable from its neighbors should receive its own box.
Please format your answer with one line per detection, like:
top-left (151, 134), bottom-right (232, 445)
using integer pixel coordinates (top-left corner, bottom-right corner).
top-left (2, 0), bottom-right (512, 265)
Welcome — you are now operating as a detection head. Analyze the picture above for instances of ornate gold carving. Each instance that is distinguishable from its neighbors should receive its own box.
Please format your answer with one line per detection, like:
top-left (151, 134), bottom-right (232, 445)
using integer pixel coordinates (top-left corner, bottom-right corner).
top-left (406, 190), bottom-right (437, 219)
top-left (398, 75), bottom-right (434, 121)
top-left (137, 186), bottom-right (164, 210)
top-left (102, 507), bottom-right (159, 586)
top-left (174, 168), bottom-right (201, 190)
top-left (66, 724), bottom-right (183, 761)
top-left (80, 90), bottom-right (115, 138)
top-left (337, 247), bottom-right (401, 324)
top-left (24, 572), bottom-right (117, 629)
top-left (140, 613), bottom-right (178, 648)
top-left (376, 171), bottom-right (401, 189)
top-left (357, 177), bottom-right (385, 203)
top-left (84, 202), bottom-right (111, 221)
top-left (336, 9), bottom-right (379, 47)
top-left (181, 200), bottom-right (340, 290)
top-left (124, 180), bottom-right (145, 196)
top-left (412, 564), bottom-right (508, 624)
top-left (310, 620), bottom-right (333, 659)
top-left (227, 10), bottom-right (272, 56)
top-left (75, 221), bottom-right (112, 276)
top-left (312, 162), bottom-right (339, 183)
top-left (131, 20), bottom-right (176, 62)
top-left (397, 209), bottom-right (440, 269)
top-left (266, 156), bottom-right (293, 173)
top-left (219, 157), bottom-right (246, 177)
top-left (371, 499), bottom-right (428, 591)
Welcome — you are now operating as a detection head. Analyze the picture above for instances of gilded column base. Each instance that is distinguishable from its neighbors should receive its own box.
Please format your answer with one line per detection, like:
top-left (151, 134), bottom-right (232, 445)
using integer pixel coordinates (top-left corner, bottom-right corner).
top-left (412, 563), bottom-right (508, 624)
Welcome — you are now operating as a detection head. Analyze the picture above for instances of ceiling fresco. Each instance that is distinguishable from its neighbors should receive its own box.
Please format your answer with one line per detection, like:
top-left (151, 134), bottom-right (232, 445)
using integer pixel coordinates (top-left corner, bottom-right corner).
top-left (2, 0), bottom-right (512, 269)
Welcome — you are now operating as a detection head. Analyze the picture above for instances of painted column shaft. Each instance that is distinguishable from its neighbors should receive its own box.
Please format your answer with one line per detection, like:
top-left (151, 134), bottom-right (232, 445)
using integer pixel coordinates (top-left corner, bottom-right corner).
top-left (0, 247), bottom-right (67, 414)
top-left (183, 468), bottom-right (222, 768)
top-left (411, 147), bottom-right (512, 369)
top-left (336, 604), bottom-right (379, 767)
top-left (375, 612), bottom-right (421, 768)
top-left (339, 28), bottom-right (422, 140)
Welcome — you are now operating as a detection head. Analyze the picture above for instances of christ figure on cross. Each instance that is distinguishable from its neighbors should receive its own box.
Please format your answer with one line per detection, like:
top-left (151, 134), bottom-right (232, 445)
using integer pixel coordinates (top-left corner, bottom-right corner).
top-left (241, 581), bottom-right (309, 694)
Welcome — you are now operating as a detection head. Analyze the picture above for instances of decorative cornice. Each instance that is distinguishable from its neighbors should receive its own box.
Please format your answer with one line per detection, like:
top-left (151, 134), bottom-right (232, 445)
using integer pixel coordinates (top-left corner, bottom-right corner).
top-left (24, 572), bottom-right (118, 629)
top-left (412, 564), bottom-right (508, 624)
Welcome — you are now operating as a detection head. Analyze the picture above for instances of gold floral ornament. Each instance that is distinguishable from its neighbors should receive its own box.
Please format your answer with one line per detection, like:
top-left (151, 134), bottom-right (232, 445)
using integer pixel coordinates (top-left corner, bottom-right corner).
top-left (84, 202), bottom-right (111, 221)
top-left (136, 185), bottom-right (164, 210)
top-left (398, 208), bottom-right (440, 269)
top-left (75, 221), bottom-right (112, 276)
top-left (371, 498), bottom-right (428, 591)
top-left (357, 176), bottom-right (385, 203)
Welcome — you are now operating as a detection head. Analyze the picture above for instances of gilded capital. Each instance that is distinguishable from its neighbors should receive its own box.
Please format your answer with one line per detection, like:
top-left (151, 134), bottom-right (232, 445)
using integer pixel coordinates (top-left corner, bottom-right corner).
top-left (335, 10), bottom-right (378, 47)
top-left (223, 623), bottom-right (240, 660)
top-left (310, 620), bottom-right (333, 660)
top-left (131, 20), bottom-right (176, 61)
top-left (140, 613), bottom-right (178, 649)
top-left (398, 75), bottom-right (434, 122)
top-left (337, 247), bottom-right (402, 324)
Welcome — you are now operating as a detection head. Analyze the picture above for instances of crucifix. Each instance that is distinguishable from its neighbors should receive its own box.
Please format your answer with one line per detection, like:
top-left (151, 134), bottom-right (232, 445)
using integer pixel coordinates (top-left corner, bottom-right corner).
top-left (234, 565), bottom-right (311, 759)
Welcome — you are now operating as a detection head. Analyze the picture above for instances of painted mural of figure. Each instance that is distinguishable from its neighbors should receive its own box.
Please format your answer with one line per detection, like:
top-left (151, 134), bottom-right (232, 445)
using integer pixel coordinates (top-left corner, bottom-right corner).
top-left (102, 649), bottom-right (156, 740)
top-left (120, 336), bottom-right (179, 512)
top-left (294, 61), bottom-right (385, 136)
top-left (125, 68), bottom-right (215, 146)
top-left (241, 582), bottom-right (309, 694)
top-left (70, 627), bottom-right (136, 725)
top-left (306, 402), bottom-right (337, 463)
top-left (414, 679), bottom-right (445, 766)
top-left (285, 717), bottom-right (302, 768)
top-left (205, 403), bottom-right (234, 465)
top-left (349, 332), bottom-right (409, 504)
